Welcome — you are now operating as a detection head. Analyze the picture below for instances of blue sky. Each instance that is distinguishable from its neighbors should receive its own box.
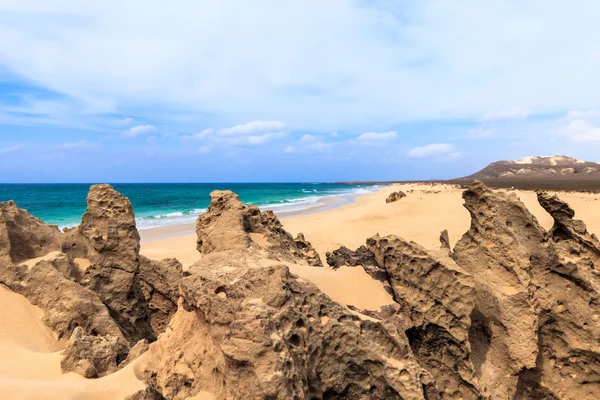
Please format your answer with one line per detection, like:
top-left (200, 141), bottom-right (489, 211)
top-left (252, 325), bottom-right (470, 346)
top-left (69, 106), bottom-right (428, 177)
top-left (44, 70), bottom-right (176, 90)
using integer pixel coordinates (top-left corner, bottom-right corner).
top-left (1, 1), bottom-right (600, 182)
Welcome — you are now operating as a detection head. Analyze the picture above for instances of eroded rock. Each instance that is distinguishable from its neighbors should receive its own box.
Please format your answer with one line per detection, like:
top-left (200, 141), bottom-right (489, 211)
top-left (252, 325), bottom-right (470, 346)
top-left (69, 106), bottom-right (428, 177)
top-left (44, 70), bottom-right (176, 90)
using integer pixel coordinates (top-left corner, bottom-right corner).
top-left (139, 256), bottom-right (183, 334)
top-left (61, 326), bottom-right (126, 377)
top-left (144, 264), bottom-right (432, 400)
top-left (196, 190), bottom-right (322, 266)
top-left (63, 184), bottom-right (154, 343)
top-left (325, 245), bottom-right (387, 281)
top-left (386, 191), bottom-right (407, 203)
top-left (453, 181), bottom-right (545, 398)
top-left (0, 200), bottom-right (61, 263)
top-left (0, 258), bottom-right (125, 342)
top-left (367, 234), bottom-right (481, 400)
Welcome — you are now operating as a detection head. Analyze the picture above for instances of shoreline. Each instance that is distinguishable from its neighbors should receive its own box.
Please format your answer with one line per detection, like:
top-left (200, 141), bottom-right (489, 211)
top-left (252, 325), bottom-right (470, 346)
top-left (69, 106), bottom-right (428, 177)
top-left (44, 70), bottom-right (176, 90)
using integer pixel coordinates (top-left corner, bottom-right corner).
top-left (138, 186), bottom-right (382, 242)
top-left (140, 181), bottom-right (600, 268)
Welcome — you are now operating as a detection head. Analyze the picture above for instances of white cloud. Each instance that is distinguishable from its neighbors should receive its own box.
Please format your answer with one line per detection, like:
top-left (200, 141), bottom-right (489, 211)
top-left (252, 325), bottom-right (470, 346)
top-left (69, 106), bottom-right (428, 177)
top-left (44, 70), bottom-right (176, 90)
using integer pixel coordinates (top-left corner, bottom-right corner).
top-left (52, 140), bottom-right (92, 150)
top-left (557, 119), bottom-right (600, 142)
top-left (184, 120), bottom-right (287, 146)
top-left (123, 124), bottom-right (157, 137)
top-left (468, 128), bottom-right (495, 138)
top-left (480, 107), bottom-right (530, 122)
top-left (330, 131), bottom-right (340, 138)
top-left (218, 121), bottom-right (286, 136)
top-left (356, 131), bottom-right (397, 143)
top-left (0, 145), bottom-right (22, 154)
top-left (117, 117), bottom-right (135, 126)
top-left (283, 134), bottom-right (335, 154)
top-left (409, 143), bottom-right (459, 160)
top-left (565, 109), bottom-right (600, 121)
top-left (1, 2), bottom-right (599, 130)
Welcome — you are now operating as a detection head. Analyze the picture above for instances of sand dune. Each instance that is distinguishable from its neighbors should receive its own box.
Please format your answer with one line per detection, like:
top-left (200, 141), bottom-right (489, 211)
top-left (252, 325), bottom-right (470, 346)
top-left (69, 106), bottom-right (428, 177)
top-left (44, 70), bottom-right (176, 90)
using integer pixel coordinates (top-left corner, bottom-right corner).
top-left (0, 282), bottom-right (146, 400)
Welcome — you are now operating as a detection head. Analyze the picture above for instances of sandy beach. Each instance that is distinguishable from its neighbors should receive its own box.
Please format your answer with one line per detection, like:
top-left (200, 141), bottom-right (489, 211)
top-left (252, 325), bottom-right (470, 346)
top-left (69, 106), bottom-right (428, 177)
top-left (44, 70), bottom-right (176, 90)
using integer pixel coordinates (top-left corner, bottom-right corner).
top-left (140, 182), bottom-right (600, 267)
top-left (3, 181), bottom-right (600, 399)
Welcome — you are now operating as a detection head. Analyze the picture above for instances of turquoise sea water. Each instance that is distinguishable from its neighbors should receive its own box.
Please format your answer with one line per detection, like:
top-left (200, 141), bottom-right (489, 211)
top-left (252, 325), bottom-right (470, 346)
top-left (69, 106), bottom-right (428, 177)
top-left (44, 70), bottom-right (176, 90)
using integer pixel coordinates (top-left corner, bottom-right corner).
top-left (0, 183), bottom-right (380, 230)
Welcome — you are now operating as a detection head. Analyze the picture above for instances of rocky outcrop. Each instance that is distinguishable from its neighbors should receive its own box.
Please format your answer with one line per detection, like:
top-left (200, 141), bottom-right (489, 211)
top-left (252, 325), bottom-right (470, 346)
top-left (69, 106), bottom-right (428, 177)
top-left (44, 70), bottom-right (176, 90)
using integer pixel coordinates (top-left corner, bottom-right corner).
top-left (439, 229), bottom-right (451, 250)
top-left (63, 184), bottom-right (154, 343)
top-left (196, 190), bottom-right (322, 266)
top-left (325, 245), bottom-right (387, 281)
top-left (119, 339), bottom-right (150, 369)
top-left (139, 256), bottom-right (183, 334)
top-left (0, 200), bottom-right (61, 263)
top-left (125, 388), bottom-right (165, 400)
top-left (452, 181), bottom-right (600, 399)
top-left (0, 257), bottom-right (125, 342)
top-left (386, 191), bottom-right (406, 203)
top-left (367, 235), bottom-right (481, 400)
top-left (453, 181), bottom-right (546, 398)
top-left (293, 233), bottom-right (323, 267)
top-left (61, 326), bottom-right (126, 378)
top-left (144, 264), bottom-right (433, 400)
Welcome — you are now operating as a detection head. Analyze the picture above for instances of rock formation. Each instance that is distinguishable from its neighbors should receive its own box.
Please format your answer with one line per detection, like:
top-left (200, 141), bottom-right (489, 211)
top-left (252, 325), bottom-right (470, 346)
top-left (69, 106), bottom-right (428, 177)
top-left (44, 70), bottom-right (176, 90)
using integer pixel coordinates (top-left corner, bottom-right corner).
top-left (367, 235), bottom-right (481, 399)
top-left (139, 256), bottom-right (184, 334)
top-left (386, 191), bottom-right (406, 203)
top-left (196, 190), bottom-right (322, 266)
top-left (143, 264), bottom-right (432, 400)
top-left (62, 184), bottom-right (155, 343)
top-left (0, 200), bottom-right (61, 263)
top-left (2, 182), bottom-right (600, 399)
top-left (325, 245), bottom-right (387, 281)
top-left (61, 326), bottom-right (126, 378)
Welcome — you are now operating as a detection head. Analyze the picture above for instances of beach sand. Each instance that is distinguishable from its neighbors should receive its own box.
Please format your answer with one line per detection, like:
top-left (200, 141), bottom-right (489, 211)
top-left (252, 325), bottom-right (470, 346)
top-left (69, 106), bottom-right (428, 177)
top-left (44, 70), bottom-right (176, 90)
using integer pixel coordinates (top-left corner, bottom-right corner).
top-left (4, 182), bottom-right (600, 399)
top-left (140, 182), bottom-right (600, 268)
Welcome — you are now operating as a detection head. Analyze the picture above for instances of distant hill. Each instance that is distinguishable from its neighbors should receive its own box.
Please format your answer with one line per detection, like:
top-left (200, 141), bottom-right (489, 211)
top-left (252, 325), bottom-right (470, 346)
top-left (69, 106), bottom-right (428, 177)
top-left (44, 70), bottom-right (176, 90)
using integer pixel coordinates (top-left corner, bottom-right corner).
top-left (465, 156), bottom-right (600, 180)
top-left (450, 156), bottom-right (600, 191)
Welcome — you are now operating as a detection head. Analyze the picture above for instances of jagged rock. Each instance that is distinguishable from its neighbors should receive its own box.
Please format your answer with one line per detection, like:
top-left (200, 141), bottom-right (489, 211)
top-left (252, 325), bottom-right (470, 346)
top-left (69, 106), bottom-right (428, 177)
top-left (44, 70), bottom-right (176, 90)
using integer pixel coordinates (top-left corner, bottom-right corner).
top-left (453, 181), bottom-right (546, 398)
top-left (196, 190), bottom-right (322, 266)
top-left (529, 192), bottom-right (600, 398)
top-left (61, 326), bottom-right (126, 377)
top-left (293, 233), bottom-right (323, 267)
top-left (125, 387), bottom-right (165, 400)
top-left (325, 245), bottom-right (388, 281)
top-left (139, 256), bottom-right (183, 333)
top-left (439, 229), bottom-right (450, 250)
top-left (367, 234), bottom-right (481, 400)
top-left (144, 264), bottom-right (433, 400)
top-left (119, 339), bottom-right (150, 369)
top-left (386, 191), bottom-right (407, 203)
top-left (0, 200), bottom-right (61, 263)
top-left (62, 184), bottom-right (154, 343)
top-left (0, 258), bottom-right (125, 342)
top-left (537, 190), bottom-right (600, 250)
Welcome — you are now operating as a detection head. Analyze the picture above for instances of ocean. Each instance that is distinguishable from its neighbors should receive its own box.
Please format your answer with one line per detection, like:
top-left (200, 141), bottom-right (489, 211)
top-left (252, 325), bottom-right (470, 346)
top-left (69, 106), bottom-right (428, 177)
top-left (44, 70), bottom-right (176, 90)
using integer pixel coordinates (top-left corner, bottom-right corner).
top-left (0, 183), bottom-right (381, 230)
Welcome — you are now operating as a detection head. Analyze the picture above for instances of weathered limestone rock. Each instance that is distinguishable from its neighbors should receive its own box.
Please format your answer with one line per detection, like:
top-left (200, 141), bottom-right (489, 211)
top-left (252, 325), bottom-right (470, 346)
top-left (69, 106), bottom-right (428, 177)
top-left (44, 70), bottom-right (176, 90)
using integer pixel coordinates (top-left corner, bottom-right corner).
top-left (386, 191), bottom-right (407, 203)
top-left (453, 181), bottom-right (545, 398)
top-left (325, 245), bottom-right (388, 281)
top-left (125, 387), bottom-right (165, 400)
top-left (293, 233), bottom-right (323, 267)
top-left (119, 339), bottom-right (150, 369)
top-left (61, 326), bottom-right (125, 377)
top-left (196, 190), bottom-right (323, 266)
top-left (439, 229), bottom-right (451, 250)
top-left (530, 191), bottom-right (600, 398)
top-left (63, 184), bottom-right (154, 343)
top-left (139, 256), bottom-right (183, 334)
top-left (0, 200), bottom-right (61, 263)
top-left (0, 258), bottom-right (125, 342)
top-left (144, 264), bottom-right (432, 400)
top-left (367, 234), bottom-right (481, 400)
